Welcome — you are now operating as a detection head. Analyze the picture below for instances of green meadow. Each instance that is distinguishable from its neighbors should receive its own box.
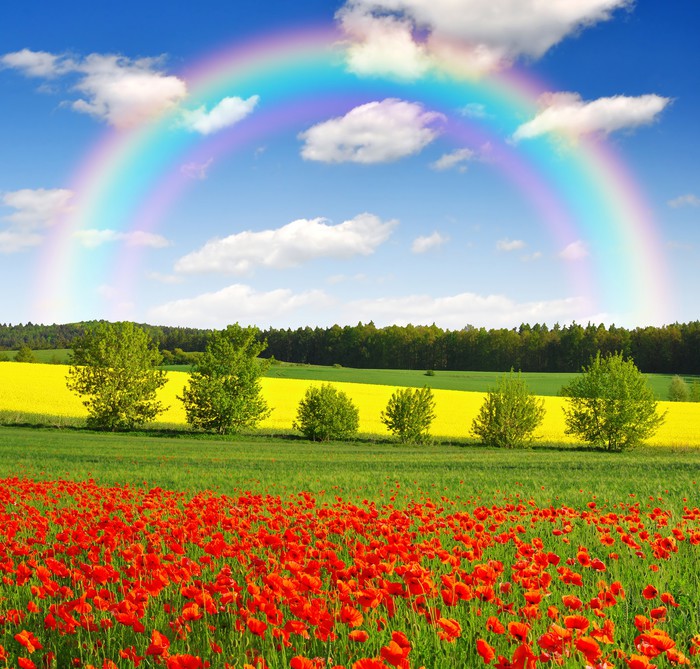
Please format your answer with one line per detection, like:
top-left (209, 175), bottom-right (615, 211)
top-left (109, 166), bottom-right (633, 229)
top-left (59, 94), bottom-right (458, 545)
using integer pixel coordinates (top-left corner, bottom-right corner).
top-left (1, 425), bottom-right (698, 508)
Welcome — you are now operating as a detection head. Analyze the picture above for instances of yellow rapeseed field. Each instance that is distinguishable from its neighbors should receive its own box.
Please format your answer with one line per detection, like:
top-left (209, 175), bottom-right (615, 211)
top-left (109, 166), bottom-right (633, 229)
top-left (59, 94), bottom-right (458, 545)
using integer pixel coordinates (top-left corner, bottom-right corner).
top-left (1, 362), bottom-right (698, 446)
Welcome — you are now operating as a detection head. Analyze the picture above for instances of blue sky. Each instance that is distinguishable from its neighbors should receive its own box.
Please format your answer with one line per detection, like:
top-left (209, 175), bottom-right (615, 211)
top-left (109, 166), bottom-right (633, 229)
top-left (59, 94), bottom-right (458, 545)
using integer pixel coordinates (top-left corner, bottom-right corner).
top-left (1, 1), bottom-right (698, 330)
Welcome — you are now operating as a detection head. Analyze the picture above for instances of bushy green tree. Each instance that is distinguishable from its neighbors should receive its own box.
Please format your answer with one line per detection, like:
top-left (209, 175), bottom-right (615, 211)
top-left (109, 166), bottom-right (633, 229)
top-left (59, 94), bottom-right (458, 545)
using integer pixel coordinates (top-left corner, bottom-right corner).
top-left (14, 345), bottom-right (36, 363)
top-left (668, 375), bottom-right (691, 402)
top-left (471, 371), bottom-right (545, 448)
top-left (67, 321), bottom-right (167, 430)
top-left (294, 383), bottom-right (359, 441)
top-left (179, 324), bottom-right (270, 434)
top-left (380, 386), bottom-right (435, 443)
top-left (562, 352), bottom-right (665, 451)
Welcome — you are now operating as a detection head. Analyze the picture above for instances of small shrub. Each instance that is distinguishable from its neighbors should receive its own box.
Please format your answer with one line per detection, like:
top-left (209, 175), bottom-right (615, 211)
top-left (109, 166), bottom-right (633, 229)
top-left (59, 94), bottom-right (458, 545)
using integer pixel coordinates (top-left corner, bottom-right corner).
top-left (424, 369), bottom-right (435, 377)
top-left (668, 375), bottom-right (691, 402)
top-left (294, 383), bottom-right (359, 441)
top-left (562, 351), bottom-right (665, 451)
top-left (692, 381), bottom-right (700, 403)
top-left (471, 370), bottom-right (545, 448)
top-left (14, 345), bottom-right (36, 363)
top-left (381, 386), bottom-right (436, 444)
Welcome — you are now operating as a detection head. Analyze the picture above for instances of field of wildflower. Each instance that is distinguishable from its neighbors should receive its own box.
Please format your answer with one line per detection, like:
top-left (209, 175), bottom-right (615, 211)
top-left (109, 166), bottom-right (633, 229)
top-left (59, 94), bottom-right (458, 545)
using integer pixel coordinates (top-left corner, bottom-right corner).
top-left (1, 362), bottom-right (698, 446)
top-left (1, 464), bottom-right (700, 669)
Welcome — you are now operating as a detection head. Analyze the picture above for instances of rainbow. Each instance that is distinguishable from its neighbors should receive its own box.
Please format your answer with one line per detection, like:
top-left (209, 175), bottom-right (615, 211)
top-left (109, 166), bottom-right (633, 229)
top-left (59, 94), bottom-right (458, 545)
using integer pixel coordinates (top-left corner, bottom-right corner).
top-left (37, 27), bottom-right (671, 327)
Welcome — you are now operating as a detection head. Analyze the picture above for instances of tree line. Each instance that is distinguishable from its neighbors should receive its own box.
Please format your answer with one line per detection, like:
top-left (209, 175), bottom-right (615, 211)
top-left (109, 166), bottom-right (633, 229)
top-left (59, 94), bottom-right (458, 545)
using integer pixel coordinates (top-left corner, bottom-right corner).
top-left (1, 320), bottom-right (699, 375)
top-left (260, 321), bottom-right (700, 374)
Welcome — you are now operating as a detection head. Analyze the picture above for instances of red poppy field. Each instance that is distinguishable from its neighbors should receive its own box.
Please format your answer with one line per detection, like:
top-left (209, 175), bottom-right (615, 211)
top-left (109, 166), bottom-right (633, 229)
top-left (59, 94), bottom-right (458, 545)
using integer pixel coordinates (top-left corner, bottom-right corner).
top-left (1, 434), bottom-right (700, 669)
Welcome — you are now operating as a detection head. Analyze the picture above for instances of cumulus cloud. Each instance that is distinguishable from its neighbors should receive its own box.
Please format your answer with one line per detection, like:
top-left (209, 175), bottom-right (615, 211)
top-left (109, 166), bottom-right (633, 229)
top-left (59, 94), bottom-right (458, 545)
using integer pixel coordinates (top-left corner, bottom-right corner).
top-left (73, 229), bottom-right (171, 249)
top-left (668, 193), bottom-right (700, 208)
top-left (175, 213), bottom-right (397, 275)
top-left (336, 0), bottom-right (633, 78)
top-left (180, 96), bottom-right (259, 135)
top-left (559, 240), bottom-right (589, 261)
top-left (0, 188), bottom-right (73, 253)
top-left (496, 238), bottom-right (526, 252)
top-left (347, 291), bottom-right (592, 330)
top-left (1, 49), bottom-right (187, 128)
top-left (2, 188), bottom-right (74, 228)
top-left (299, 99), bottom-right (444, 164)
top-left (430, 148), bottom-right (474, 171)
top-left (0, 48), bottom-right (69, 77)
top-left (337, 8), bottom-right (431, 79)
top-left (71, 54), bottom-right (187, 128)
top-left (412, 231), bottom-right (449, 254)
top-left (149, 284), bottom-right (332, 328)
top-left (513, 92), bottom-right (670, 141)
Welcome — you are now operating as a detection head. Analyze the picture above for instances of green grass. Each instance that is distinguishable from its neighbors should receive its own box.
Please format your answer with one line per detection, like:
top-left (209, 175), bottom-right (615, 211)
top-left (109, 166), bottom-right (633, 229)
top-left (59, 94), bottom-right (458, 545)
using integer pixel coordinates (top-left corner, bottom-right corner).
top-left (1, 425), bottom-right (698, 508)
top-left (265, 361), bottom-right (695, 399)
top-left (0, 348), bottom-right (72, 363)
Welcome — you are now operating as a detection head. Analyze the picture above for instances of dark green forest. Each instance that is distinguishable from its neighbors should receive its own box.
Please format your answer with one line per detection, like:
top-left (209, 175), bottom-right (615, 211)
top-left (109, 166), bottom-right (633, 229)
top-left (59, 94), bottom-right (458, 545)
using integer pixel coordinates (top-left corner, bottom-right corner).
top-left (1, 320), bottom-right (699, 375)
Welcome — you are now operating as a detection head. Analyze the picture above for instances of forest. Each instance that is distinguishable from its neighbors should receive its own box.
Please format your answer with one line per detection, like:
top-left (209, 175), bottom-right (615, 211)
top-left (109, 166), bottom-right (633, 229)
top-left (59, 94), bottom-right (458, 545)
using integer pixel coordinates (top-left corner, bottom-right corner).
top-left (1, 319), bottom-right (698, 375)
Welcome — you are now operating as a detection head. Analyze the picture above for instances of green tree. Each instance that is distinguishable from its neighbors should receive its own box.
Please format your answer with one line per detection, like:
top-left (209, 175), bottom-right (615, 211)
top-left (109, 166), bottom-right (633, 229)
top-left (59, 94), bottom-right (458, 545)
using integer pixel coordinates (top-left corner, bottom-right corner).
top-left (471, 370), bottom-right (545, 448)
top-left (14, 344), bottom-right (36, 363)
top-left (294, 383), bottom-right (359, 441)
top-left (562, 352), bottom-right (665, 451)
top-left (179, 324), bottom-right (270, 434)
top-left (668, 375), bottom-right (691, 402)
top-left (380, 386), bottom-right (436, 444)
top-left (66, 321), bottom-right (167, 430)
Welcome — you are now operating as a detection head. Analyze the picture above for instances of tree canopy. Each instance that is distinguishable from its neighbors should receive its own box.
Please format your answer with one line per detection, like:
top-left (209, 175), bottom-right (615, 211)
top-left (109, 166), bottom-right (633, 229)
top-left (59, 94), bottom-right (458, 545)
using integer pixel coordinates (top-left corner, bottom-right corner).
top-left (66, 321), bottom-right (167, 430)
top-left (562, 352), bottom-right (665, 451)
top-left (179, 324), bottom-right (270, 434)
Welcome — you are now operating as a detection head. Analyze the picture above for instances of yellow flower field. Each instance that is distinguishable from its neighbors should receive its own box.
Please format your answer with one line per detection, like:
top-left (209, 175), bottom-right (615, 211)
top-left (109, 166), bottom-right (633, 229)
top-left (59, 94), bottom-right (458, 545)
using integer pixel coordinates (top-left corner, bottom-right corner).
top-left (1, 362), bottom-right (698, 445)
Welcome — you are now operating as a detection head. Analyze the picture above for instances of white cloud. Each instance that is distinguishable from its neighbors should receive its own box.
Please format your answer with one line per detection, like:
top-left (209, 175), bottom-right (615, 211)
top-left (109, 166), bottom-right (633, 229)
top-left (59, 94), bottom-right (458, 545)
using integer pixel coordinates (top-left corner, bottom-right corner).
top-left (559, 240), bottom-right (589, 260)
top-left (180, 158), bottom-right (214, 180)
top-left (299, 99), bottom-right (444, 164)
top-left (0, 188), bottom-right (73, 253)
top-left (1, 49), bottom-right (187, 128)
top-left (521, 251), bottom-right (542, 262)
top-left (0, 49), bottom-right (69, 77)
top-left (0, 230), bottom-right (43, 254)
top-left (513, 92), bottom-right (670, 141)
top-left (430, 148), bottom-right (474, 171)
top-left (149, 284), bottom-right (332, 328)
top-left (668, 194), bottom-right (700, 208)
top-left (71, 54), bottom-right (187, 128)
top-left (412, 231), bottom-right (449, 253)
top-left (336, 0), bottom-right (633, 78)
top-left (175, 213), bottom-right (397, 274)
top-left (73, 229), bottom-right (171, 249)
top-left (2, 188), bottom-right (74, 228)
top-left (496, 238), bottom-right (526, 252)
top-left (347, 291), bottom-right (592, 330)
top-left (148, 271), bottom-right (184, 284)
top-left (180, 96), bottom-right (259, 135)
top-left (337, 8), bottom-right (431, 79)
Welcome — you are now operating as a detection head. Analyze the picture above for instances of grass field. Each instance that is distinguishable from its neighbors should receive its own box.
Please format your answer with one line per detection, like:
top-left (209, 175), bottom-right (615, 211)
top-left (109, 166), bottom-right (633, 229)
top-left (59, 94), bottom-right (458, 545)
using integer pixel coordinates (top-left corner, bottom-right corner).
top-left (1, 426), bottom-right (698, 502)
